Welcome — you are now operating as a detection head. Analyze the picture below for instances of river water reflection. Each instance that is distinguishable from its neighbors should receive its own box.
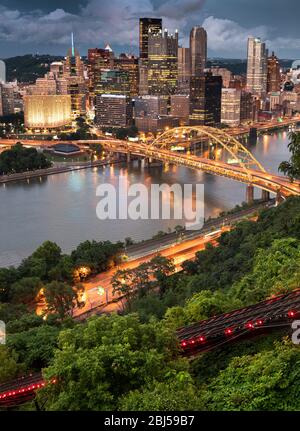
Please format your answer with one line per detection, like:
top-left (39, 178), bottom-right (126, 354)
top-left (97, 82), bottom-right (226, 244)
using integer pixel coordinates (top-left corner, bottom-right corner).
top-left (0, 130), bottom-right (291, 267)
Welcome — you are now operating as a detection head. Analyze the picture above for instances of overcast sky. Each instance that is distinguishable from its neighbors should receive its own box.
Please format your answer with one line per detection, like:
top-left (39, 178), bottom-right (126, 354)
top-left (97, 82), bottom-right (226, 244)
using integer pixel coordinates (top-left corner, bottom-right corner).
top-left (0, 0), bottom-right (299, 59)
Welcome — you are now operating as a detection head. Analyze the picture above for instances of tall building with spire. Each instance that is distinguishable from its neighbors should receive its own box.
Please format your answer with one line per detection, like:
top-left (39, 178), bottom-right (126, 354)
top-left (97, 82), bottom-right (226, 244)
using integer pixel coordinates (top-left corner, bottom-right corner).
top-left (246, 37), bottom-right (268, 97)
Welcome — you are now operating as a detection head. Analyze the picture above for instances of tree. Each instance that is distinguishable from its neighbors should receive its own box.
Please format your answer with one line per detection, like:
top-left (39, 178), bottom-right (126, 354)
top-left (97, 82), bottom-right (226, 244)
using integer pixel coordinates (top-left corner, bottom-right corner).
top-left (10, 277), bottom-right (43, 305)
top-left (279, 132), bottom-right (300, 181)
top-left (201, 340), bottom-right (300, 411)
top-left (0, 346), bottom-right (21, 384)
top-left (37, 314), bottom-right (180, 411)
top-left (19, 241), bottom-right (62, 280)
top-left (119, 372), bottom-right (202, 411)
top-left (43, 281), bottom-right (84, 319)
top-left (149, 255), bottom-right (175, 295)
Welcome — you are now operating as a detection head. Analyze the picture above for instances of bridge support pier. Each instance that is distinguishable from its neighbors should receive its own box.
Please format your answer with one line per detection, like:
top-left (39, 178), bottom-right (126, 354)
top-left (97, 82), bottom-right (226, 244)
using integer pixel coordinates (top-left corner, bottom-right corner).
top-left (261, 190), bottom-right (270, 201)
top-left (127, 152), bottom-right (131, 163)
top-left (246, 185), bottom-right (254, 204)
top-left (276, 190), bottom-right (285, 205)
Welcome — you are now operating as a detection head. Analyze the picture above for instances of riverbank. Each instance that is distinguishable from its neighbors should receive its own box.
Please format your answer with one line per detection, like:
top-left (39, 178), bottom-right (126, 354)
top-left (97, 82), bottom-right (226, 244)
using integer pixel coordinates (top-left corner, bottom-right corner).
top-left (0, 158), bottom-right (117, 184)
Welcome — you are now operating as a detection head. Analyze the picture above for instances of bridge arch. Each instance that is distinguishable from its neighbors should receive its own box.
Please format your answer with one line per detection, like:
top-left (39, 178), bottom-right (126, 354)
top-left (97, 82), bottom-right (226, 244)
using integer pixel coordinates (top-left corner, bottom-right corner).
top-left (150, 126), bottom-right (266, 181)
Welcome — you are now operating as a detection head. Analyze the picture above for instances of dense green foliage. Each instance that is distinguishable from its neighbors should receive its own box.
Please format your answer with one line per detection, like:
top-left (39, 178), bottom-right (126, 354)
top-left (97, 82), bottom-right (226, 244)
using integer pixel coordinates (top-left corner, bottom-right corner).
top-left (0, 143), bottom-right (52, 175)
top-left (279, 132), bottom-right (300, 180)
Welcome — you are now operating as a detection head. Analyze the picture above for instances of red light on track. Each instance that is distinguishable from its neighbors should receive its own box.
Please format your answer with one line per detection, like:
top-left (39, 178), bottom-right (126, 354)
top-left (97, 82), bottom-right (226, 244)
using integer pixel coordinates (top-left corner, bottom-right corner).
top-left (288, 310), bottom-right (297, 318)
top-left (256, 319), bottom-right (264, 326)
top-left (198, 336), bottom-right (206, 343)
top-left (225, 328), bottom-right (234, 336)
top-left (181, 341), bottom-right (187, 348)
top-left (245, 322), bottom-right (254, 329)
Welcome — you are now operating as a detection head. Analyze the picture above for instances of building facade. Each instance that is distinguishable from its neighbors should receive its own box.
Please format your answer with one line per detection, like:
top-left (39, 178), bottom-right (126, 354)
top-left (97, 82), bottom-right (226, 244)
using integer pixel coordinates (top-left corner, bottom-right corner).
top-left (190, 27), bottom-right (207, 76)
top-left (246, 37), bottom-right (268, 97)
top-left (24, 95), bottom-right (72, 129)
top-left (221, 88), bottom-right (241, 127)
top-left (95, 94), bottom-right (133, 128)
top-left (147, 29), bottom-right (179, 96)
top-left (178, 47), bottom-right (191, 94)
top-left (267, 52), bottom-right (281, 93)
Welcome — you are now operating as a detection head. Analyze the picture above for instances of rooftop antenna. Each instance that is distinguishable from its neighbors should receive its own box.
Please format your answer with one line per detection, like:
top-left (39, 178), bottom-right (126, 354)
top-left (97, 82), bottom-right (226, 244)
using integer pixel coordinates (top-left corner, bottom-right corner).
top-left (71, 32), bottom-right (75, 56)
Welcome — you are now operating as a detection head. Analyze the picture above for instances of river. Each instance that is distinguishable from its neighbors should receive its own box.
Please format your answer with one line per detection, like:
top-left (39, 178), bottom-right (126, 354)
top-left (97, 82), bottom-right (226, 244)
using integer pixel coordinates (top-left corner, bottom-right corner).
top-left (0, 130), bottom-right (291, 267)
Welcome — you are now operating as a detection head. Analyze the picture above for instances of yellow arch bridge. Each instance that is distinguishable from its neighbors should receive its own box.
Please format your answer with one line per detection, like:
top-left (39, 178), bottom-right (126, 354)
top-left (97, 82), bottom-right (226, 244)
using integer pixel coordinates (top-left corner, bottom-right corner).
top-left (1, 126), bottom-right (300, 201)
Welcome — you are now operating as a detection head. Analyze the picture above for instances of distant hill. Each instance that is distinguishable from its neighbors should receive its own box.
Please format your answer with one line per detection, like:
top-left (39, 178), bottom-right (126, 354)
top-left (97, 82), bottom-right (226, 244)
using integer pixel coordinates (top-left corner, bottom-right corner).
top-left (0, 54), bottom-right (295, 83)
top-left (208, 58), bottom-right (294, 76)
top-left (2, 54), bottom-right (64, 83)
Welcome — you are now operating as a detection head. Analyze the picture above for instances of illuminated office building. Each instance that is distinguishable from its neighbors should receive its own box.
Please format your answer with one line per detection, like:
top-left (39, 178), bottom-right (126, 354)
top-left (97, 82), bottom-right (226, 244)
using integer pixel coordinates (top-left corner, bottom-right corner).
top-left (88, 48), bottom-right (114, 92)
top-left (139, 18), bottom-right (162, 59)
top-left (24, 95), bottom-right (72, 129)
top-left (96, 69), bottom-right (131, 96)
top-left (115, 54), bottom-right (139, 97)
top-left (246, 37), bottom-right (268, 97)
top-left (134, 95), bottom-right (168, 118)
top-left (190, 72), bottom-right (222, 126)
top-left (221, 88), bottom-right (241, 127)
top-left (139, 18), bottom-right (162, 94)
top-left (95, 94), bottom-right (133, 128)
top-left (178, 47), bottom-right (191, 94)
top-left (148, 29), bottom-right (178, 96)
top-left (267, 52), bottom-right (281, 93)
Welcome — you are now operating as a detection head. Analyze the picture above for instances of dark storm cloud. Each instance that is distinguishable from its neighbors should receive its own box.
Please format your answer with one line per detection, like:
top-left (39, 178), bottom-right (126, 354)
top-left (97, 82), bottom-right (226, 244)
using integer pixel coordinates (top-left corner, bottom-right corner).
top-left (0, 0), bottom-right (299, 58)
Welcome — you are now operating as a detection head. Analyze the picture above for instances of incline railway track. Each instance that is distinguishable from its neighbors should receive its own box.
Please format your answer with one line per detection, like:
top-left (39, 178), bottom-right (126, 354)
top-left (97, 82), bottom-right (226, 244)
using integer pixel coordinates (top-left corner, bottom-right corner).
top-left (177, 289), bottom-right (300, 356)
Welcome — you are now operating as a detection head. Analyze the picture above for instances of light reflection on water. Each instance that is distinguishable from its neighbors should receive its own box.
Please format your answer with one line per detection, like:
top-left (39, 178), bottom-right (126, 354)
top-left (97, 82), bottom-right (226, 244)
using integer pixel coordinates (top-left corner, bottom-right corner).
top-left (0, 131), bottom-right (290, 267)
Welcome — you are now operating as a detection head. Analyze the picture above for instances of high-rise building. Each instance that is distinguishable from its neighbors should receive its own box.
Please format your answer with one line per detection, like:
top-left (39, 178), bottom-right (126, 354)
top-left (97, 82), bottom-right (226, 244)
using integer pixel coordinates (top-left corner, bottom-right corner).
top-left (139, 18), bottom-right (162, 60)
top-left (0, 60), bottom-right (6, 83)
top-left (246, 37), bottom-right (268, 97)
top-left (190, 72), bottom-right (222, 126)
top-left (96, 69), bottom-right (131, 96)
top-left (221, 88), bottom-right (241, 127)
top-left (190, 27), bottom-right (207, 76)
top-left (139, 18), bottom-right (163, 95)
top-left (95, 94), bottom-right (133, 128)
top-left (148, 29), bottom-right (178, 96)
top-left (88, 48), bottom-right (114, 93)
top-left (267, 52), bottom-right (281, 93)
top-left (115, 54), bottom-right (139, 97)
top-left (211, 67), bottom-right (233, 88)
top-left (240, 91), bottom-right (256, 123)
top-left (178, 47), bottom-right (191, 94)
top-left (170, 94), bottom-right (190, 125)
top-left (134, 95), bottom-right (168, 118)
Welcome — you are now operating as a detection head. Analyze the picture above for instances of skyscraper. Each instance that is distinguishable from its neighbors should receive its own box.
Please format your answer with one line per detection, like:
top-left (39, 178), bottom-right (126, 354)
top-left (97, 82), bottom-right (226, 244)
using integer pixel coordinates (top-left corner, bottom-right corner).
top-left (190, 27), bottom-right (207, 76)
top-left (139, 18), bottom-right (162, 95)
top-left (246, 37), bottom-right (268, 97)
top-left (139, 18), bottom-right (162, 59)
top-left (267, 52), bottom-right (281, 93)
top-left (147, 29), bottom-right (178, 96)
top-left (190, 73), bottom-right (222, 126)
top-left (178, 47), bottom-right (191, 94)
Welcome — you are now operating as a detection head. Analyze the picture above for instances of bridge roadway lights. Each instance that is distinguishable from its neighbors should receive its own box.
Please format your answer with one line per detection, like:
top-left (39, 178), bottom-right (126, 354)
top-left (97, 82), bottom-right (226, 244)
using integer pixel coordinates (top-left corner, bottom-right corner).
top-left (261, 190), bottom-right (270, 201)
top-left (246, 185), bottom-right (254, 204)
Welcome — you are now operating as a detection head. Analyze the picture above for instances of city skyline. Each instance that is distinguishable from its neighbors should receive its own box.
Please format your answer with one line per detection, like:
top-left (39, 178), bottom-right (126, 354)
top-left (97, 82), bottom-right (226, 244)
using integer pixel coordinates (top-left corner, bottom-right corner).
top-left (0, 0), bottom-right (300, 59)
